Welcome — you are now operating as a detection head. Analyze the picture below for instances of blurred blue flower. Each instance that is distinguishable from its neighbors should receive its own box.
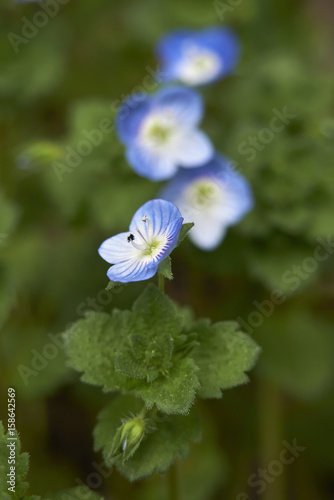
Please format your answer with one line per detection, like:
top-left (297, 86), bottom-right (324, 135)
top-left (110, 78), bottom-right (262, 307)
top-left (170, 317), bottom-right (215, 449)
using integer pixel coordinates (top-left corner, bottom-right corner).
top-left (156, 27), bottom-right (241, 86)
top-left (160, 155), bottom-right (253, 251)
top-left (98, 199), bottom-right (183, 282)
top-left (116, 86), bottom-right (214, 181)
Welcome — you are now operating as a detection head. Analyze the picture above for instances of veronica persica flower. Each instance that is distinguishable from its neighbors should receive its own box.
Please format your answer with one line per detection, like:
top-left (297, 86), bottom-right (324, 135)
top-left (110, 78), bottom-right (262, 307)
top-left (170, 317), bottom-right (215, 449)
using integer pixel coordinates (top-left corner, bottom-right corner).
top-left (156, 27), bottom-right (240, 86)
top-left (160, 155), bottom-right (253, 251)
top-left (98, 199), bottom-right (183, 282)
top-left (116, 86), bottom-right (214, 181)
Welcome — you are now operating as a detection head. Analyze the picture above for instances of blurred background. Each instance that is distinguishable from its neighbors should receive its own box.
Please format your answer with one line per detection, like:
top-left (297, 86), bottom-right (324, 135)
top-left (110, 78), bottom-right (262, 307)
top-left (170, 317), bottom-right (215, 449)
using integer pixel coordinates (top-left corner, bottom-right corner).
top-left (0, 0), bottom-right (334, 498)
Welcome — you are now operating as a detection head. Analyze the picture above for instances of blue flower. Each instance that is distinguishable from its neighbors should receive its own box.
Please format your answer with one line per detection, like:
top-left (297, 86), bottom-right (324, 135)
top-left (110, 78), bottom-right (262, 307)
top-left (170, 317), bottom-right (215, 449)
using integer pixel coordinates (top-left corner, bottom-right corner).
top-left (156, 27), bottom-right (241, 86)
top-left (98, 199), bottom-right (183, 282)
top-left (116, 86), bottom-right (214, 181)
top-left (160, 155), bottom-right (253, 251)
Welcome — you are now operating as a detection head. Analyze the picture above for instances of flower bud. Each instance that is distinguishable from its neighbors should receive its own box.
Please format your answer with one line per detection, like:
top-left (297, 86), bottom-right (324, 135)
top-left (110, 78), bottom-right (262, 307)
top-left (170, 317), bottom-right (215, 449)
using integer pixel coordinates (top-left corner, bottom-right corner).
top-left (110, 416), bottom-right (147, 462)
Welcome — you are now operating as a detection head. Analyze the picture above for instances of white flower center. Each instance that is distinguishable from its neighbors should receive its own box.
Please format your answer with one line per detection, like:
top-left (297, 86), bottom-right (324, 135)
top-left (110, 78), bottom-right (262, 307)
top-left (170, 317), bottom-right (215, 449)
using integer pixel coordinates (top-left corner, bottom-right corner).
top-left (178, 45), bottom-right (222, 85)
top-left (127, 216), bottom-right (168, 263)
top-left (140, 110), bottom-right (178, 151)
top-left (184, 178), bottom-right (222, 211)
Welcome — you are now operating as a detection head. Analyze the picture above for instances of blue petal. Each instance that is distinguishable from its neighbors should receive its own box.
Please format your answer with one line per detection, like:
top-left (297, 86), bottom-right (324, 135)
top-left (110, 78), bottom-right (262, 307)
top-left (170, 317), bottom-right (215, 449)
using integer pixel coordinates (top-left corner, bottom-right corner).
top-left (143, 214), bottom-right (183, 267)
top-left (156, 27), bottom-right (241, 85)
top-left (189, 218), bottom-right (227, 251)
top-left (130, 199), bottom-right (183, 245)
top-left (171, 129), bottom-right (214, 167)
top-left (212, 157), bottom-right (254, 221)
top-left (195, 27), bottom-right (241, 77)
top-left (98, 232), bottom-right (136, 264)
top-left (152, 86), bottom-right (204, 126)
top-left (99, 200), bottom-right (183, 282)
top-left (107, 259), bottom-right (158, 283)
top-left (126, 144), bottom-right (178, 181)
top-left (116, 95), bottom-right (151, 146)
top-left (156, 30), bottom-right (195, 80)
top-left (160, 154), bottom-right (253, 228)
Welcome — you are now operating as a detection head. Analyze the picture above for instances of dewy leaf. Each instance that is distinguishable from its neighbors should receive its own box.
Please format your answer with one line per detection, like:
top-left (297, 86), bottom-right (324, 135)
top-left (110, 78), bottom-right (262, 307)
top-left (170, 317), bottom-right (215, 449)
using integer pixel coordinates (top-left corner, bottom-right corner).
top-left (190, 320), bottom-right (261, 398)
top-left (64, 285), bottom-right (199, 414)
top-left (0, 421), bottom-right (29, 498)
top-left (177, 222), bottom-right (194, 246)
top-left (94, 396), bottom-right (201, 481)
top-left (157, 256), bottom-right (173, 280)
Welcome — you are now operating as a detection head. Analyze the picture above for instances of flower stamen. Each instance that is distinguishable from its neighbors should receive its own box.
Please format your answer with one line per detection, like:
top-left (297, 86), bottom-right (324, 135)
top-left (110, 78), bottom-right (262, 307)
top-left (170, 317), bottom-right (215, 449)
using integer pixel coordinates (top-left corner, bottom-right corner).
top-left (127, 233), bottom-right (146, 251)
top-left (135, 227), bottom-right (148, 244)
top-left (142, 215), bottom-right (154, 238)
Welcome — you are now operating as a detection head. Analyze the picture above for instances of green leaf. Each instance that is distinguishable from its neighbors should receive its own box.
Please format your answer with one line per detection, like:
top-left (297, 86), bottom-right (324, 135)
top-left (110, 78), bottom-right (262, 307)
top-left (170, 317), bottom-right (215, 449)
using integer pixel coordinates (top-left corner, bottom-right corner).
top-left (129, 285), bottom-right (182, 342)
top-left (157, 257), bottom-right (173, 280)
top-left (117, 287), bottom-right (200, 413)
top-left (64, 285), bottom-right (199, 414)
top-left (190, 320), bottom-right (261, 398)
top-left (177, 223), bottom-right (194, 246)
top-left (94, 396), bottom-right (201, 481)
top-left (139, 358), bottom-right (200, 414)
top-left (114, 286), bottom-right (180, 384)
top-left (0, 422), bottom-right (29, 498)
top-left (135, 411), bottom-right (228, 500)
top-left (115, 333), bottom-right (173, 383)
top-left (63, 310), bottom-right (134, 392)
top-left (105, 281), bottom-right (127, 292)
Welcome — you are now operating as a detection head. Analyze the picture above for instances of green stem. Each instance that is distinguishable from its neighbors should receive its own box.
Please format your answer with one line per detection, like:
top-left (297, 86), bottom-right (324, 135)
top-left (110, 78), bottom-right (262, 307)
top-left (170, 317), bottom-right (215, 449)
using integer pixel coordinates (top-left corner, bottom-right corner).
top-left (138, 406), bottom-right (147, 419)
top-left (158, 273), bottom-right (165, 293)
top-left (168, 462), bottom-right (180, 500)
top-left (259, 380), bottom-right (285, 500)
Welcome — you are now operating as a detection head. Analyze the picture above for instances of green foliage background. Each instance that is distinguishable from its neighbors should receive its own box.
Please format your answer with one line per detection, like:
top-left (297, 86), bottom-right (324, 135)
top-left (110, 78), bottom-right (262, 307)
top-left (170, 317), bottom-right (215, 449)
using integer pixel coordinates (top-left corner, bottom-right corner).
top-left (0, 0), bottom-right (333, 498)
